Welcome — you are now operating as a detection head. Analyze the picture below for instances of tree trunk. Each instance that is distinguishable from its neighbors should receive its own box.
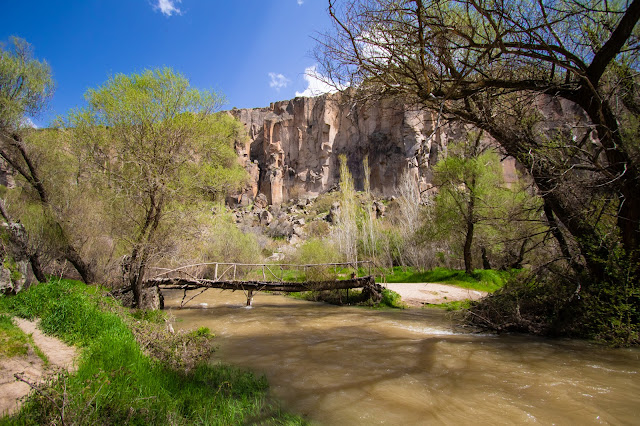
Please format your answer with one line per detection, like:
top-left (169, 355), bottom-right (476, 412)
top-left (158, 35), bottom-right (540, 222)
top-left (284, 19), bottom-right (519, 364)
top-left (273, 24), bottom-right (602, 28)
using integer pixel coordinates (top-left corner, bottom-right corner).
top-left (481, 247), bottom-right (492, 270)
top-left (129, 194), bottom-right (164, 308)
top-left (0, 199), bottom-right (46, 283)
top-left (464, 219), bottom-right (474, 275)
top-left (63, 245), bottom-right (94, 284)
top-left (1, 133), bottom-right (95, 284)
top-left (464, 178), bottom-right (476, 276)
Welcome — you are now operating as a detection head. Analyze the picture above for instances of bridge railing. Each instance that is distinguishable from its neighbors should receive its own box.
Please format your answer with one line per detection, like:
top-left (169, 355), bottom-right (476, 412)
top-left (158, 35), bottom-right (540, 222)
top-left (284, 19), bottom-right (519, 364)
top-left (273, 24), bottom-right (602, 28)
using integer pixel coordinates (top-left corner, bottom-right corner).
top-left (148, 261), bottom-right (373, 283)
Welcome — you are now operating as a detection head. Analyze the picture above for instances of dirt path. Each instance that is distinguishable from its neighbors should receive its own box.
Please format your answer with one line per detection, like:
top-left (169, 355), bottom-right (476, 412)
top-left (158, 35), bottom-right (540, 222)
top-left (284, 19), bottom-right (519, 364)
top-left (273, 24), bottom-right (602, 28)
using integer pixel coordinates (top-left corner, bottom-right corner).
top-left (0, 318), bottom-right (77, 417)
top-left (384, 283), bottom-right (488, 307)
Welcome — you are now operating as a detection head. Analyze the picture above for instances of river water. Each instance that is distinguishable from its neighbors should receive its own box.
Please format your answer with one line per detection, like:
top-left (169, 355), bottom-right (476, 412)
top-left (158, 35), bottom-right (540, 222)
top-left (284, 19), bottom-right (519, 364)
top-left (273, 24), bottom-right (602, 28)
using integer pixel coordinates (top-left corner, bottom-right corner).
top-left (165, 289), bottom-right (639, 425)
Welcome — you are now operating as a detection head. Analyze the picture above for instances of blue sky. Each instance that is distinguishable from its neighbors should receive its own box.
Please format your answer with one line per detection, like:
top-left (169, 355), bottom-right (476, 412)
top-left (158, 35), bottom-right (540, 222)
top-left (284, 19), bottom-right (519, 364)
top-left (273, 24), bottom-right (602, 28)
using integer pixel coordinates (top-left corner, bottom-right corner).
top-left (2, 0), bottom-right (335, 127)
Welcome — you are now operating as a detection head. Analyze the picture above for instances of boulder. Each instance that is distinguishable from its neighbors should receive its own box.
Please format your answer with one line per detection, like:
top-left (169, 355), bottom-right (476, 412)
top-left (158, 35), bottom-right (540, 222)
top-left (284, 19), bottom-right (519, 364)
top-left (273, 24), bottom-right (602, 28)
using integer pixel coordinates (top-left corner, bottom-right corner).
top-left (373, 200), bottom-right (386, 218)
top-left (326, 202), bottom-right (341, 224)
top-left (114, 285), bottom-right (165, 310)
top-left (254, 193), bottom-right (269, 209)
top-left (0, 267), bottom-right (13, 295)
top-left (293, 225), bottom-right (305, 237)
top-left (260, 210), bottom-right (273, 226)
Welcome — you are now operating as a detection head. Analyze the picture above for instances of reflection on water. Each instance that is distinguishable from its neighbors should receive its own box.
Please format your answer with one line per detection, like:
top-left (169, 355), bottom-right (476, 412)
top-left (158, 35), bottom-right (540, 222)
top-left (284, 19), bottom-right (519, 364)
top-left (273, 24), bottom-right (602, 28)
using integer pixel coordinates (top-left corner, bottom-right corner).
top-left (166, 289), bottom-right (640, 425)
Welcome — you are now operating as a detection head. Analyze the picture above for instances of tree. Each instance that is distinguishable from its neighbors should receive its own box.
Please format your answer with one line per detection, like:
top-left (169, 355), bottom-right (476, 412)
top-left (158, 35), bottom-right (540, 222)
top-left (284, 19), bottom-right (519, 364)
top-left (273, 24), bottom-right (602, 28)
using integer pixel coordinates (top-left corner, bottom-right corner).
top-left (0, 37), bottom-right (94, 283)
top-left (433, 132), bottom-right (503, 274)
top-left (333, 154), bottom-right (359, 266)
top-left (69, 68), bottom-right (246, 307)
top-left (317, 0), bottom-right (640, 283)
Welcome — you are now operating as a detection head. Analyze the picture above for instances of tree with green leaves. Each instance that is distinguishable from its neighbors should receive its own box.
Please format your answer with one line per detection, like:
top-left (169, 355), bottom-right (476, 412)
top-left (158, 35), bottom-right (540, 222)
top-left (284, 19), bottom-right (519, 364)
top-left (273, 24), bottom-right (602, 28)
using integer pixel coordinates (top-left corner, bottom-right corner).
top-left (69, 68), bottom-right (246, 307)
top-left (433, 132), bottom-right (504, 274)
top-left (333, 154), bottom-right (359, 266)
top-left (0, 37), bottom-right (94, 284)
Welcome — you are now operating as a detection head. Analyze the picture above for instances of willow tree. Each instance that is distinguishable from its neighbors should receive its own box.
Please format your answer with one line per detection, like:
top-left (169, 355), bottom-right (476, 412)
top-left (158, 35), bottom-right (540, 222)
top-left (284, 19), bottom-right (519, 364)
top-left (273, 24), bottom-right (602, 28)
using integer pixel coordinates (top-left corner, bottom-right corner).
top-left (333, 154), bottom-right (359, 267)
top-left (317, 0), bottom-right (640, 285)
top-left (70, 68), bottom-right (245, 307)
top-left (433, 132), bottom-right (505, 274)
top-left (0, 37), bottom-right (94, 283)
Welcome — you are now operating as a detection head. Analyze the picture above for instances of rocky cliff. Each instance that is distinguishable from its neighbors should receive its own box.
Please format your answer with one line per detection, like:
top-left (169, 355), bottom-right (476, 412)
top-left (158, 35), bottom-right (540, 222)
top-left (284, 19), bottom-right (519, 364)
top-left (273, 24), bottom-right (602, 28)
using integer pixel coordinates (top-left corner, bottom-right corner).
top-left (229, 92), bottom-right (517, 206)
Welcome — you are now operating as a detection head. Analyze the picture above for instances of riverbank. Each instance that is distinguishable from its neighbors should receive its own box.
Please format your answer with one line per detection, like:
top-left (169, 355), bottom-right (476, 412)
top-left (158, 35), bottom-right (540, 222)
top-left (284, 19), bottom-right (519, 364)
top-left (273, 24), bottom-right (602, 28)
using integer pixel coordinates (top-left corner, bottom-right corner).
top-left (0, 280), bottom-right (304, 424)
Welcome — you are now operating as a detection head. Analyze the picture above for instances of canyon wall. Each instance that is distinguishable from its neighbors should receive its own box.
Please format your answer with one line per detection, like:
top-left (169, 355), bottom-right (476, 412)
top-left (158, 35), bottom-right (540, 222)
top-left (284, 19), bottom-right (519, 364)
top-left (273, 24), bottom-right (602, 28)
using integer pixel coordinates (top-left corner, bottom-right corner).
top-left (230, 92), bottom-right (517, 206)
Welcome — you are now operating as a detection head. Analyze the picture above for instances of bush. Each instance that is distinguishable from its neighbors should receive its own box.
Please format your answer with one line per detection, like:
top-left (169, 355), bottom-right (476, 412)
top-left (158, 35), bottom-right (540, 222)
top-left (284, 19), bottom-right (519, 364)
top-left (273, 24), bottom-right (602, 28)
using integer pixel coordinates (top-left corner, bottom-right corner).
top-left (466, 270), bottom-right (640, 346)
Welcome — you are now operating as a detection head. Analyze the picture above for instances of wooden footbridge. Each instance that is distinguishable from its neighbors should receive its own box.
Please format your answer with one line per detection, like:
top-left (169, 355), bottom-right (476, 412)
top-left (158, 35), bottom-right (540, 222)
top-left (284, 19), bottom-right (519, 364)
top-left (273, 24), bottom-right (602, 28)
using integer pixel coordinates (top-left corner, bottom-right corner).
top-left (145, 261), bottom-right (376, 307)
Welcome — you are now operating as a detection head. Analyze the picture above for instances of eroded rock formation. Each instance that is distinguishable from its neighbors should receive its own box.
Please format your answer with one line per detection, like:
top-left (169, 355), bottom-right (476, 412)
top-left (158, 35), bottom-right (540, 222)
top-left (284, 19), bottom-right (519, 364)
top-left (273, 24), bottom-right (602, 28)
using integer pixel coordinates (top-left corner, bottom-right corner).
top-left (230, 92), bottom-right (517, 206)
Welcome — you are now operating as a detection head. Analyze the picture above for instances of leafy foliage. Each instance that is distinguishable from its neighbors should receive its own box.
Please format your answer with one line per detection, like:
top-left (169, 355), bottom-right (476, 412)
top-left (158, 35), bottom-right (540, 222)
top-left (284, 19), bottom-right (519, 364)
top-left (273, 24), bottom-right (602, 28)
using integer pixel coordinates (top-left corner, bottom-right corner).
top-left (0, 37), bottom-right (53, 130)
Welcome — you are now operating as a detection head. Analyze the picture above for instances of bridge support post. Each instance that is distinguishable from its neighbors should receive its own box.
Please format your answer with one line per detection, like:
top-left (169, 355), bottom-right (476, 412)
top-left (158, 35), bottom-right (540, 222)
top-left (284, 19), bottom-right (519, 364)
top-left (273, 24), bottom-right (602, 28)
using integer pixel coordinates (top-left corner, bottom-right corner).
top-left (246, 289), bottom-right (254, 307)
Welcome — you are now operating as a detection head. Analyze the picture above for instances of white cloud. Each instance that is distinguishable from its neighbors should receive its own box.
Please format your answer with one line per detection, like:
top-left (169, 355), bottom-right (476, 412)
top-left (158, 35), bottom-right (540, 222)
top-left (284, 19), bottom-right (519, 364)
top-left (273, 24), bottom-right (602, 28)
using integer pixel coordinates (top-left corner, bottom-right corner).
top-left (295, 65), bottom-right (342, 97)
top-left (21, 117), bottom-right (38, 129)
top-left (297, 0), bottom-right (304, 5)
top-left (155, 0), bottom-right (182, 16)
top-left (269, 72), bottom-right (291, 91)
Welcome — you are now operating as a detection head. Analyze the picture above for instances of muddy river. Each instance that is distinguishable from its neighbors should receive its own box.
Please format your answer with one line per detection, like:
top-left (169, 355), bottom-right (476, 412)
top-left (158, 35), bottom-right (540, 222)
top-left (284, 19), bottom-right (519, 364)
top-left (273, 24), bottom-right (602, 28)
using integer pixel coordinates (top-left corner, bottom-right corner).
top-left (165, 289), bottom-right (639, 425)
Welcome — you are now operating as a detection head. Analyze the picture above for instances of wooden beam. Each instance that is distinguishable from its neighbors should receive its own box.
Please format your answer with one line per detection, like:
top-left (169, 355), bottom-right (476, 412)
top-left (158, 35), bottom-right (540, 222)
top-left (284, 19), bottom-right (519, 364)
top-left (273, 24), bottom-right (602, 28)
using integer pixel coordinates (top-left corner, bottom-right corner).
top-left (148, 275), bottom-right (375, 293)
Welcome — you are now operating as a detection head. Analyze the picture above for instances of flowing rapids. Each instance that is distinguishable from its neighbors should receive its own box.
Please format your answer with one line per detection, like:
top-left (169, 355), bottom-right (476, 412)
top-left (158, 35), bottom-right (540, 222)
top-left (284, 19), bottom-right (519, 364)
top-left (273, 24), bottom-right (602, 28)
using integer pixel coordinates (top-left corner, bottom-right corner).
top-left (165, 289), bottom-right (639, 425)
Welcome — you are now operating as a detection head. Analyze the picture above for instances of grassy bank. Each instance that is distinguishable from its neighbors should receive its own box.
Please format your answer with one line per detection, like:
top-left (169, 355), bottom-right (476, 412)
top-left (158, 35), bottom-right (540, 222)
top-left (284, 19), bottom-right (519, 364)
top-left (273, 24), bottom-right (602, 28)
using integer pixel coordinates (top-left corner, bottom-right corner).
top-left (0, 279), bottom-right (304, 425)
top-left (379, 267), bottom-right (511, 293)
top-left (0, 314), bottom-right (29, 358)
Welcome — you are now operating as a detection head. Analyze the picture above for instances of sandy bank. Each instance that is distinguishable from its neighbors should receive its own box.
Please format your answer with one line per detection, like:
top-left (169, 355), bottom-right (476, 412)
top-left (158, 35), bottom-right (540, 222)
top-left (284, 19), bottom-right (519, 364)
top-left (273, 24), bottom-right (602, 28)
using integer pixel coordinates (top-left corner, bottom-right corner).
top-left (384, 283), bottom-right (487, 307)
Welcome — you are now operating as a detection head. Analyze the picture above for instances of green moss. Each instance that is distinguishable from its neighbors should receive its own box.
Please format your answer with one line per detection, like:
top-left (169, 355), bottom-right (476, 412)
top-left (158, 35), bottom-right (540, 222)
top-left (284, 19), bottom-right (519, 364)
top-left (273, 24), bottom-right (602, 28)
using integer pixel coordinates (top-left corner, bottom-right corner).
top-left (425, 300), bottom-right (472, 311)
top-left (2, 257), bottom-right (22, 284)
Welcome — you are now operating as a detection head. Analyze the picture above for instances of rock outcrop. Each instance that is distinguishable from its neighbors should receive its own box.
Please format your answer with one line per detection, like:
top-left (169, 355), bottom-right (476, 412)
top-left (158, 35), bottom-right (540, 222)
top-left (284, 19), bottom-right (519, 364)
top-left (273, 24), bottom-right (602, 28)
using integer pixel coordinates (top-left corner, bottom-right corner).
top-left (230, 92), bottom-right (518, 206)
top-left (231, 93), bottom-right (440, 205)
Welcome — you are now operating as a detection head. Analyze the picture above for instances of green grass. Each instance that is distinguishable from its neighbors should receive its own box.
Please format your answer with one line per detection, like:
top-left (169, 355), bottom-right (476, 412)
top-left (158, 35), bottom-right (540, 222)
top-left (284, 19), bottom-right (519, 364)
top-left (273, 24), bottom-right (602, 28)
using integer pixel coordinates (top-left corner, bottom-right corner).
top-left (424, 300), bottom-right (472, 311)
top-left (379, 288), bottom-right (406, 309)
top-left (0, 279), bottom-right (305, 425)
top-left (378, 267), bottom-right (512, 293)
top-left (0, 314), bottom-right (29, 358)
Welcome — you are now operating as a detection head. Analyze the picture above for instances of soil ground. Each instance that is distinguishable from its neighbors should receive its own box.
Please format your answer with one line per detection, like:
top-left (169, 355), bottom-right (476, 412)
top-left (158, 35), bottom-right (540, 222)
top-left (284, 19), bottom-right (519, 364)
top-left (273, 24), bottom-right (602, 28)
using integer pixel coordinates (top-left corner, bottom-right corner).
top-left (0, 318), bottom-right (77, 417)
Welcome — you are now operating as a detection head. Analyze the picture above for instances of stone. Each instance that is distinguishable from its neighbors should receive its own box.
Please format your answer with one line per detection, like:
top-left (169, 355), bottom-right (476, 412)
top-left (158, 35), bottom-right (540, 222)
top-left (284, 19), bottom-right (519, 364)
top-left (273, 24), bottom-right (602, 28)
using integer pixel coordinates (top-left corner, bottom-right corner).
top-left (267, 252), bottom-right (285, 262)
top-left (254, 193), bottom-right (268, 209)
top-left (0, 267), bottom-right (13, 295)
top-left (326, 202), bottom-right (341, 224)
top-left (260, 210), bottom-right (273, 226)
top-left (289, 234), bottom-right (302, 246)
top-left (373, 201), bottom-right (386, 218)
top-left (227, 92), bottom-right (529, 208)
top-left (114, 286), bottom-right (164, 310)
